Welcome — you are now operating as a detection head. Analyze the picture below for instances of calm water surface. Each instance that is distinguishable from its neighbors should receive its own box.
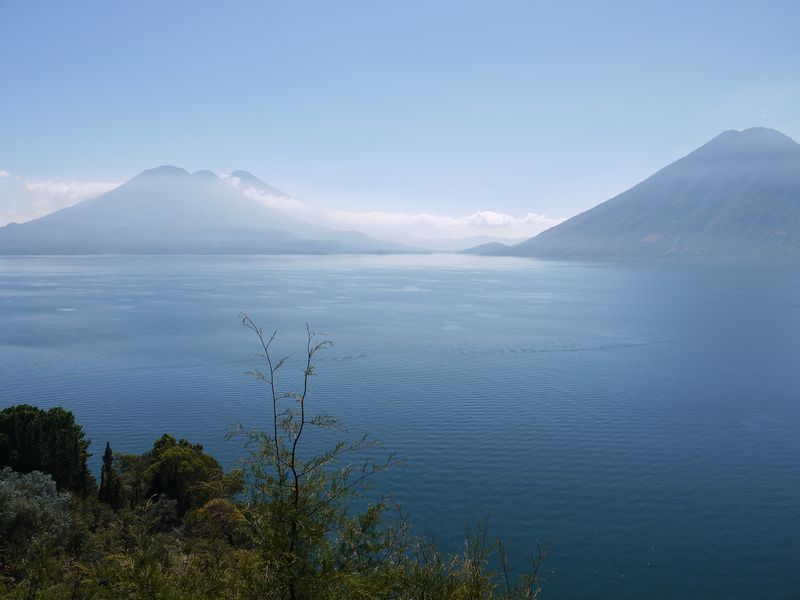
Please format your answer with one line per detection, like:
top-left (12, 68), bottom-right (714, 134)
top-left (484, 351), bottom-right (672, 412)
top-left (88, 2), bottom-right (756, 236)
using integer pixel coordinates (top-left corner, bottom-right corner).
top-left (1, 255), bottom-right (799, 598)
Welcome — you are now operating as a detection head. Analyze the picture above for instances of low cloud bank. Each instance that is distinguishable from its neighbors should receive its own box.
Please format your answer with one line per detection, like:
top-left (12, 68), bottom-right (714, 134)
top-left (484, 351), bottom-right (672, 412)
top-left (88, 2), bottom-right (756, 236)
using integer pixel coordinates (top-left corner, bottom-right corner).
top-left (226, 178), bottom-right (561, 241)
top-left (324, 209), bottom-right (560, 239)
top-left (25, 179), bottom-right (120, 201)
top-left (0, 171), bottom-right (120, 225)
top-left (1, 169), bottom-right (561, 242)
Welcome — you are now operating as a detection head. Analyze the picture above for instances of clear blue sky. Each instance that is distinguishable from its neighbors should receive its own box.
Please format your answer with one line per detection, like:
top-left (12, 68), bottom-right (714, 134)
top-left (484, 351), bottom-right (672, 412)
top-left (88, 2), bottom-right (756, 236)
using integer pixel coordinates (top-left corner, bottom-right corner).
top-left (1, 0), bottom-right (799, 223)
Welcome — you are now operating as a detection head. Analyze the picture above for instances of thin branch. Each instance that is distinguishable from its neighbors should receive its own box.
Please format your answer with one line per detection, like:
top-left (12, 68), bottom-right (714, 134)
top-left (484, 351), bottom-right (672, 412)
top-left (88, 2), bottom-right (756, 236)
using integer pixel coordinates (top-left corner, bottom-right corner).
top-left (498, 537), bottom-right (511, 600)
top-left (241, 313), bottom-right (285, 473)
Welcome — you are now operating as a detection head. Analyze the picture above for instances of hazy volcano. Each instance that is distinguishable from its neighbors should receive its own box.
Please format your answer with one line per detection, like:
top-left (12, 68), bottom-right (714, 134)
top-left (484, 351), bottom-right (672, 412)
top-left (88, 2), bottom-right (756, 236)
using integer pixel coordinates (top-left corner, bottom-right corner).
top-left (0, 166), bottom-right (409, 254)
top-left (469, 128), bottom-right (800, 260)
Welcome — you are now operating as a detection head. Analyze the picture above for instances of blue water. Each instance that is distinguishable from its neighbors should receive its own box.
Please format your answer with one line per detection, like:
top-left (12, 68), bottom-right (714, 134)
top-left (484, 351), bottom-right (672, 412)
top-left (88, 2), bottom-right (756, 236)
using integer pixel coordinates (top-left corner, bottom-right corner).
top-left (1, 254), bottom-right (799, 598)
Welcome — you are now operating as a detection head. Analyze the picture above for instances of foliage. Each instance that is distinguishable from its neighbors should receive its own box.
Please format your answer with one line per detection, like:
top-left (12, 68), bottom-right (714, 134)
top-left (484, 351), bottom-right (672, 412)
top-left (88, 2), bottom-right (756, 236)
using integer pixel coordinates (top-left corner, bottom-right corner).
top-left (0, 467), bottom-right (73, 595)
top-left (143, 434), bottom-right (229, 514)
top-left (112, 434), bottom-right (241, 514)
top-left (188, 498), bottom-right (250, 545)
top-left (98, 442), bottom-right (123, 510)
top-left (0, 404), bottom-right (94, 493)
top-left (234, 315), bottom-right (402, 599)
top-left (0, 468), bottom-right (71, 558)
top-left (114, 451), bottom-right (149, 508)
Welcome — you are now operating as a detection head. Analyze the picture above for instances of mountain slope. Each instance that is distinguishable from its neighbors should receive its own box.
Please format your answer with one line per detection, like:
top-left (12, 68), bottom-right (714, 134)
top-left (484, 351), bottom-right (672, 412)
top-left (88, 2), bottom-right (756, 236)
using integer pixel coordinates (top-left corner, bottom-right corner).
top-left (497, 127), bottom-right (800, 259)
top-left (0, 167), bottom-right (410, 254)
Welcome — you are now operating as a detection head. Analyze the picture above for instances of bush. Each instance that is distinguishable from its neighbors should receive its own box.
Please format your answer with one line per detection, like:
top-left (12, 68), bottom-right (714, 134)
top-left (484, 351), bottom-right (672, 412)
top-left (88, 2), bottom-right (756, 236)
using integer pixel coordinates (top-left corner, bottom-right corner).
top-left (0, 468), bottom-right (71, 563)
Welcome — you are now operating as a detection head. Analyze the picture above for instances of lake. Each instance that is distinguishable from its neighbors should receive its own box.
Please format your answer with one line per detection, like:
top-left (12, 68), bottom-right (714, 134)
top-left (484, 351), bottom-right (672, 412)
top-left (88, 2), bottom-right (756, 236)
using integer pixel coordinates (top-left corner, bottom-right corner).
top-left (1, 254), bottom-right (799, 598)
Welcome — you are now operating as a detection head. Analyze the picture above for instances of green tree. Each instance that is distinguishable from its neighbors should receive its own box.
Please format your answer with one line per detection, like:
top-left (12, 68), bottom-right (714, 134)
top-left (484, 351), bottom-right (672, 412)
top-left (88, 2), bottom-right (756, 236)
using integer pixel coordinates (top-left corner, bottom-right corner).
top-left (236, 316), bottom-right (548, 599)
top-left (236, 315), bottom-right (401, 599)
top-left (115, 451), bottom-right (149, 508)
top-left (98, 442), bottom-right (123, 510)
top-left (144, 434), bottom-right (235, 514)
top-left (0, 405), bottom-right (93, 493)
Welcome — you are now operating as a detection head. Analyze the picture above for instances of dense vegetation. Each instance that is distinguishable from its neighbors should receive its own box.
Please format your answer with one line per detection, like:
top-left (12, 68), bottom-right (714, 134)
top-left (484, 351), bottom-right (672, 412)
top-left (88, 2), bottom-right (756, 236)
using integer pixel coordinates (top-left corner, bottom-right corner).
top-left (0, 404), bottom-right (94, 494)
top-left (0, 318), bottom-right (546, 599)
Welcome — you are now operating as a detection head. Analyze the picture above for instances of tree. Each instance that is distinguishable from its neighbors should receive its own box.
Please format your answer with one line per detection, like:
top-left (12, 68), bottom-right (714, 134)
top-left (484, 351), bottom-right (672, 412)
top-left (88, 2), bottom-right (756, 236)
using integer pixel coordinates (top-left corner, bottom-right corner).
top-left (98, 442), bottom-right (123, 510)
top-left (144, 434), bottom-right (237, 514)
top-left (115, 451), bottom-right (149, 508)
top-left (236, 315), bottom-right (401, 599)
top-left (0, 405), bottom-right (93, 493)
top-left (235, 316), bottom-right (548, 599)
top-left (190, 498), bottom-right (250, 546)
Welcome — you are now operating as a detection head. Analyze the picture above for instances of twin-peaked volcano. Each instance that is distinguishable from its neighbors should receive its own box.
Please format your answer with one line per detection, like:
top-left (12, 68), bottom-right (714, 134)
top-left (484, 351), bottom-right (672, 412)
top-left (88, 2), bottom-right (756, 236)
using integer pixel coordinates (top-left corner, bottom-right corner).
top-left (0, 167), bottom-right (408, 254)
top-left (470, 127), bottom-right (800, 259)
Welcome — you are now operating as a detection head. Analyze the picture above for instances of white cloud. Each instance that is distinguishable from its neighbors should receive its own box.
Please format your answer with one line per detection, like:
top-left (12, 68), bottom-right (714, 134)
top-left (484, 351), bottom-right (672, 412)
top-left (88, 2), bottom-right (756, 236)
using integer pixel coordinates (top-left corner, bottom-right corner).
top-left (224, 172), bottom-right (560, 240)
top-left (0, 170), bottom-right (10, 178)
top-left (324, 209), bottom-right (561, 239)
top-left (0, 177), bottom-right (121, 225)
top-left (224, 175), bottom-right (309, 213)
top-left (25, 179), bottom-right (120, 200)
top-left (242, 186), bottom-right (309, 213)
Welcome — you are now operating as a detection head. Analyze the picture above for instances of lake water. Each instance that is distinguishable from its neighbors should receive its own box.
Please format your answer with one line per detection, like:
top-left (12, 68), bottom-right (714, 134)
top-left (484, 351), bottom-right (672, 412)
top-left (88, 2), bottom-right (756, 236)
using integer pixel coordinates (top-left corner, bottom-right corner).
top-left (1, 254), bottom-right (799, 598)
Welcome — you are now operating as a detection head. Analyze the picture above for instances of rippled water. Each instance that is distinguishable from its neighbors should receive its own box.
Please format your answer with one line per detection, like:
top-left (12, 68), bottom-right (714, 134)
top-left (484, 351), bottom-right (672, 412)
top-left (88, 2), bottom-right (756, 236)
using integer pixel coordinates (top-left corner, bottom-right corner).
top-left (1, 254), bottom-right (799, 598)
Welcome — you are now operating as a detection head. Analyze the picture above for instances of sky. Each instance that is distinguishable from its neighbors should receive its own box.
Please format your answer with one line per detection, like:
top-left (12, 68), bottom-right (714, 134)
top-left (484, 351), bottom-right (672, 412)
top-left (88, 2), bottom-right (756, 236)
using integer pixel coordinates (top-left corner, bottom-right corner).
top-left (1, 0), bottom-right (799, 240)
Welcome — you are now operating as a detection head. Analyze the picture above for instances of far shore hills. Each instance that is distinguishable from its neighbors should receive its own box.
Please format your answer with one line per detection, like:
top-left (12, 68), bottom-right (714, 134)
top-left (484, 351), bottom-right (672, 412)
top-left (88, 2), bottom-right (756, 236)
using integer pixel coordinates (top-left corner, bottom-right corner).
top-left (2, 127), bottom-right (799, 260)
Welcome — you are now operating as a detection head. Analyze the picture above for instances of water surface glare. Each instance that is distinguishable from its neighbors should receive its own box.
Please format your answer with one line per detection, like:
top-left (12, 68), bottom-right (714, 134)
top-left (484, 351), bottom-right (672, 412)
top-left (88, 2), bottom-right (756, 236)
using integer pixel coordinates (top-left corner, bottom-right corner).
top-left (1, 254), bottom-right (799, 598)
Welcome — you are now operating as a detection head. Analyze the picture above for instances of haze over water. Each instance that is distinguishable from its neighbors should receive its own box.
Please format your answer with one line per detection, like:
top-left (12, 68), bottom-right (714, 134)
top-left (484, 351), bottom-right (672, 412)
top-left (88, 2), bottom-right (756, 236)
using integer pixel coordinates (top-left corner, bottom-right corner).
top-left (1, 254), bottom-right (798, 598)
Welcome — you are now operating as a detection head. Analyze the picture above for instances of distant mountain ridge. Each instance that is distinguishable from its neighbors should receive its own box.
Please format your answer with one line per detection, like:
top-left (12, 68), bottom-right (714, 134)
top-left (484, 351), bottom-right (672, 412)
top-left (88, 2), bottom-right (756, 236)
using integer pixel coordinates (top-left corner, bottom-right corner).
top-left (0, 166), bottom-right (412, 254)
top-left (468, 127), bottom-right (800, 260)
